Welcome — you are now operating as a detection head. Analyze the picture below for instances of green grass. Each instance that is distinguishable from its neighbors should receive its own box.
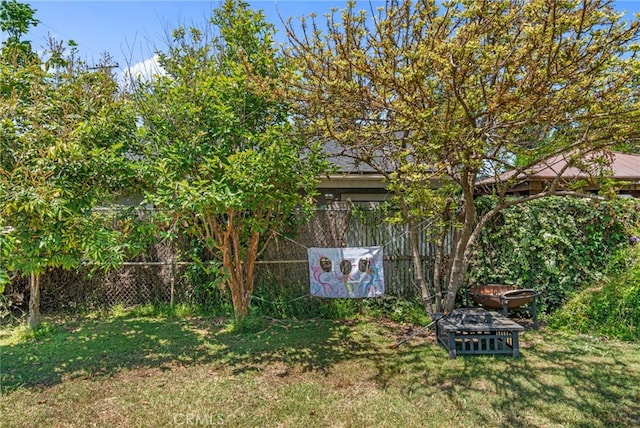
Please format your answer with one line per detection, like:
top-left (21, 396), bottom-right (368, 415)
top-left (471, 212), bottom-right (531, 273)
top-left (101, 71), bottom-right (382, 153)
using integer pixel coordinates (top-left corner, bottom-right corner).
top-left (1, 312), bottom-right (640, 427)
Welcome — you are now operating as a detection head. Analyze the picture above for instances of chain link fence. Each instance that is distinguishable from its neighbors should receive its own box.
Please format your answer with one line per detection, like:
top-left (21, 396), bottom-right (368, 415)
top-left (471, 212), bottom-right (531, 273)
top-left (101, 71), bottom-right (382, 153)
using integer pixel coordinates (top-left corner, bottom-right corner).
top-left (4, 204), bottom-right (439, 312)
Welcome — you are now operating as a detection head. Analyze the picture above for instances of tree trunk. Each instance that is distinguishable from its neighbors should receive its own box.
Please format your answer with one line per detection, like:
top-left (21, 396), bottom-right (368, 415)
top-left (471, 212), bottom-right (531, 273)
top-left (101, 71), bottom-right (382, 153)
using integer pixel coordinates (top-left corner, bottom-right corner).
top-left (405, 210), bottom-right (433, 315)
top-left (432, 229), bottom-right (448, 313)
top-left (221, 211), bottom-right (261, 322)
top-left (227, 257), bottom-right (256, 322)
top-left (444, 176), bottom-right (477, 312)
top-left (444, 246), bottom-right (469, 312)
top-left (206, 210), bottom-right (260, 323)
top-left (28, 272), bottom-right (40, 330)
top-left (230, 282), bottom-right (249, 321)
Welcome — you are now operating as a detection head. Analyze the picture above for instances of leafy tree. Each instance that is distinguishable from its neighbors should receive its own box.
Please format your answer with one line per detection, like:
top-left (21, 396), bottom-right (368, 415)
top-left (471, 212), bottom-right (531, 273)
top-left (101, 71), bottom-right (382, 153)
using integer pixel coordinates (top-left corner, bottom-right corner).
top-left (0, 0), bottom-right (38, 60)
top-left (285, 0), bottom-right (640, 315)
top-left (0, 4), bottom-right (136, 328)
top-left (133, 0), bottom-right (326, 321)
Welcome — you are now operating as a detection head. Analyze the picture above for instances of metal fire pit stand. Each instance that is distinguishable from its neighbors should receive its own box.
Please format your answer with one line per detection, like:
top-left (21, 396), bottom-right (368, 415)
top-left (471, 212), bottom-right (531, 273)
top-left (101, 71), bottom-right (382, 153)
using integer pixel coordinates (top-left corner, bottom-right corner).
top-left (436, 307), bottom-right (524, 359)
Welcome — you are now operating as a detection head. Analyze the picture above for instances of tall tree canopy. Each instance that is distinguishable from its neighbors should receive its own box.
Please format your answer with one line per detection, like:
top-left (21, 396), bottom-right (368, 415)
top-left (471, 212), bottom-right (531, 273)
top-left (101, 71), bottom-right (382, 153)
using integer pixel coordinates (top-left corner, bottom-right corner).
top-left (133, 0), bottom-right (326, 321)
top-left (0, 0), bottom-right (38, 60)
top-left (0, 2), bottom-right (136, 328)
top-left (286, 0), bottom-right (640, 314)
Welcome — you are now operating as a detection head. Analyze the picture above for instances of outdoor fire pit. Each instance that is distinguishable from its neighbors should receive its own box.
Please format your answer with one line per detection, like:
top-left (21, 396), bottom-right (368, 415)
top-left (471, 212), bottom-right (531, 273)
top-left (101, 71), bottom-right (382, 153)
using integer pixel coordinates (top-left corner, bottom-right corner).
top-left (468, 284), bottom-right (538, 328)
top-left (436, 307), bottom-right (524, 359)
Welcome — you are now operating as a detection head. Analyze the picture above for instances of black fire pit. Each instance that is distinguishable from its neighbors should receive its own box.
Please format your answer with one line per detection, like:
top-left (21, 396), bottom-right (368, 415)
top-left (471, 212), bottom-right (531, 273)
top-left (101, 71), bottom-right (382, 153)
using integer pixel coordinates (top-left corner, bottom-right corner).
top-left (436, 307), bottom-right (524, 359)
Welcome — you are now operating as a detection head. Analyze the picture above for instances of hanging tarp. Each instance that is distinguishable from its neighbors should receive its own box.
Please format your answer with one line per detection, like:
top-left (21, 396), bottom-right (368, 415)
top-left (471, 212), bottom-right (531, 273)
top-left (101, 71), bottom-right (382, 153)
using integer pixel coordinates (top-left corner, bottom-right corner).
top-left (308, 246), bottom-right (384, 298)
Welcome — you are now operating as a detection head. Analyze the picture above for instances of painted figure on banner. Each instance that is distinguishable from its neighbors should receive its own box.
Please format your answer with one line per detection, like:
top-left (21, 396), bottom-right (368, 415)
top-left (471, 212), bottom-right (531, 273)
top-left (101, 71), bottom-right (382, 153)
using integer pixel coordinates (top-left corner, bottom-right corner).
top-left (353, 258), bottom-right (377, 297)
top-left (308, 247), bottom-right (384, 298)
top-left (314, 256), bottom-right (343, 297)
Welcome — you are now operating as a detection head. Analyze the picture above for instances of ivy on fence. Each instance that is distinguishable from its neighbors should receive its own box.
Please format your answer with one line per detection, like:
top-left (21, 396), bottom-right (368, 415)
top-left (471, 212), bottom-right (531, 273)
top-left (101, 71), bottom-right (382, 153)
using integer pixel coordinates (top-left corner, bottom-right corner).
top-left (469, 196), bottom-right (640, 313)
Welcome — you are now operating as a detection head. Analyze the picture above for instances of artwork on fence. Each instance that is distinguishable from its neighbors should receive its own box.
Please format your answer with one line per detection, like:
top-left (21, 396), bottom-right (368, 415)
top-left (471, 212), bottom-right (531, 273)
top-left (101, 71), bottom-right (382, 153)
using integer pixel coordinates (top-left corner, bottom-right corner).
top-left (308, 246), bottom-right (384, 298)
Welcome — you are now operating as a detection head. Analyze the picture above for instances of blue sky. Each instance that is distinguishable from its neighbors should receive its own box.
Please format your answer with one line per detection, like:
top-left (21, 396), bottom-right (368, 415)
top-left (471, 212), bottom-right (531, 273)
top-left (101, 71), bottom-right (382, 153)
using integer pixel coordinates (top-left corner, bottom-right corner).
top-left (22, 1), bottom-right (371, 68)
top-left (12, 1), bottom-right (640, 73)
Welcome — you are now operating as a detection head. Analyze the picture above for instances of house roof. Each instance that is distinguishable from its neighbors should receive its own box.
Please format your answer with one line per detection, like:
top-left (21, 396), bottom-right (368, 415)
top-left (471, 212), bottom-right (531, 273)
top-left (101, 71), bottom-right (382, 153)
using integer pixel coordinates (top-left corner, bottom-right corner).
top-left (481, 151), bottom-right (640, 184)
top-left (475, 151), bottom-right (640, 196)
top-left (322, 140), bottom-right (395, 174)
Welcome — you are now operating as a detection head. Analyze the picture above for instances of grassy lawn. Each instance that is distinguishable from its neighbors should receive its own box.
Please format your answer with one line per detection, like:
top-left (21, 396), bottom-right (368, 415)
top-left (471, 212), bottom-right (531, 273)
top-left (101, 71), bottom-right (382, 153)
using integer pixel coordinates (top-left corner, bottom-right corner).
top-left (1, 313), bottom-right (640, 427)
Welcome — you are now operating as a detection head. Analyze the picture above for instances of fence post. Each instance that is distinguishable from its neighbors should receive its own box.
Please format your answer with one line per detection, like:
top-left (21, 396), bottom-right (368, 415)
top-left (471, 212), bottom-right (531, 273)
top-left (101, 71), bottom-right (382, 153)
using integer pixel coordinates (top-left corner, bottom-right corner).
top-left (170, 259), bottom-right (175, 307)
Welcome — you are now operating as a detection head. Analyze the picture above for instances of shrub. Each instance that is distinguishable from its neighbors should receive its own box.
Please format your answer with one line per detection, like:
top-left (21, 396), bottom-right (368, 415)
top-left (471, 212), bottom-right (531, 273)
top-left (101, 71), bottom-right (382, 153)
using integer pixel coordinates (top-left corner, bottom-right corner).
top-left (251, 271), bottom-right (429, 324)
top-left (251, 272), bottom-right (364, 320)
top-left (470, 196), bottom-right (639, 314)
top-left (548, 243), bottom-right (640, 340)
top-left (180, 239), bottom-right (234, 316)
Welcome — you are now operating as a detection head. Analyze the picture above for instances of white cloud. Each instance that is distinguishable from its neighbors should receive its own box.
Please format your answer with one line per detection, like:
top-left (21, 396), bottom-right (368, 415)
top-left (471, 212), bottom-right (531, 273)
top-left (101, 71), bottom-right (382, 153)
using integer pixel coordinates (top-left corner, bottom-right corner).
top-left (120, 54), bottom-right (167, 89)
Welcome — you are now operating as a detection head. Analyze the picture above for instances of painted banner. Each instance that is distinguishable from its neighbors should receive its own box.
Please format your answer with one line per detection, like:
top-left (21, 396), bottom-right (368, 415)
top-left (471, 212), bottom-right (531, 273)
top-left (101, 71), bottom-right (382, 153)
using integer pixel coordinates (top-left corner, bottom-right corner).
top-left (308, 247), bottom-right (385, 298)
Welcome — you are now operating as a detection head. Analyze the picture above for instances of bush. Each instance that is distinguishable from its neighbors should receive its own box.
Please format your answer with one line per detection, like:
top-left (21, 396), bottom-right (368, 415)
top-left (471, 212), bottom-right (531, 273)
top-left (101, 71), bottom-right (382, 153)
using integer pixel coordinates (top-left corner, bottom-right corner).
top-left (548, 243), bottom-right (640, 340)
top-left (251, 272), bottom-right (364, 320)
top-left (251, 271), bottom-right (429, 324)
top-left (181, 240), bottom-right (234, 317)
top-left (470, 196), bottom-right (639, 314)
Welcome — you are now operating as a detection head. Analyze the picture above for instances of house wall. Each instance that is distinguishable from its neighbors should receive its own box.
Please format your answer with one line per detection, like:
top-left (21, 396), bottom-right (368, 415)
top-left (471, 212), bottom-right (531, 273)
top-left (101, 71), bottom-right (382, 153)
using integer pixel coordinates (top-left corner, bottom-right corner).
top-left (316, 173), bottom-right (391, 204)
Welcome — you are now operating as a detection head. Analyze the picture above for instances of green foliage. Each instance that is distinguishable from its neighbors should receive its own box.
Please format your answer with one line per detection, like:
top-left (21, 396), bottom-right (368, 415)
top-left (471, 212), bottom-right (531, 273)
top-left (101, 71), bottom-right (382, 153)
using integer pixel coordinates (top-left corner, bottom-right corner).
top-left (470, 197), bottom-right (639, 313)
top-left (154, 235), bottom-right (231, 316)
top-left (549, 242), bottom-right (640, 340)
top-left (134, 0), bottom-right (327, 320)
top-left (105, 302), bottom-right (204, 319)
top-left (361, 296), bottom-right (431, 325)
top-left (286, 0), bottom-right (640, 314)
top-left (0, 0), bottom-right (38, 40)
top-left (182, 256), bottom-right (234, 316)
top-left (228, 312), bottom-right (268, 333)
top-left (251, 272), bottom-right (428, 324)
top-left (251, 274), bottom-right (363, 320)
top-left (1, 49), bottom-right (135, 274)
top-left (0, 223), bottom-right (15, 293)
top-left (0, 0), bottom-right (39, 60)
top-left (1, 320), bottom-right (58, 344)
top-left (1, 5), bottom-right (138, 328)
